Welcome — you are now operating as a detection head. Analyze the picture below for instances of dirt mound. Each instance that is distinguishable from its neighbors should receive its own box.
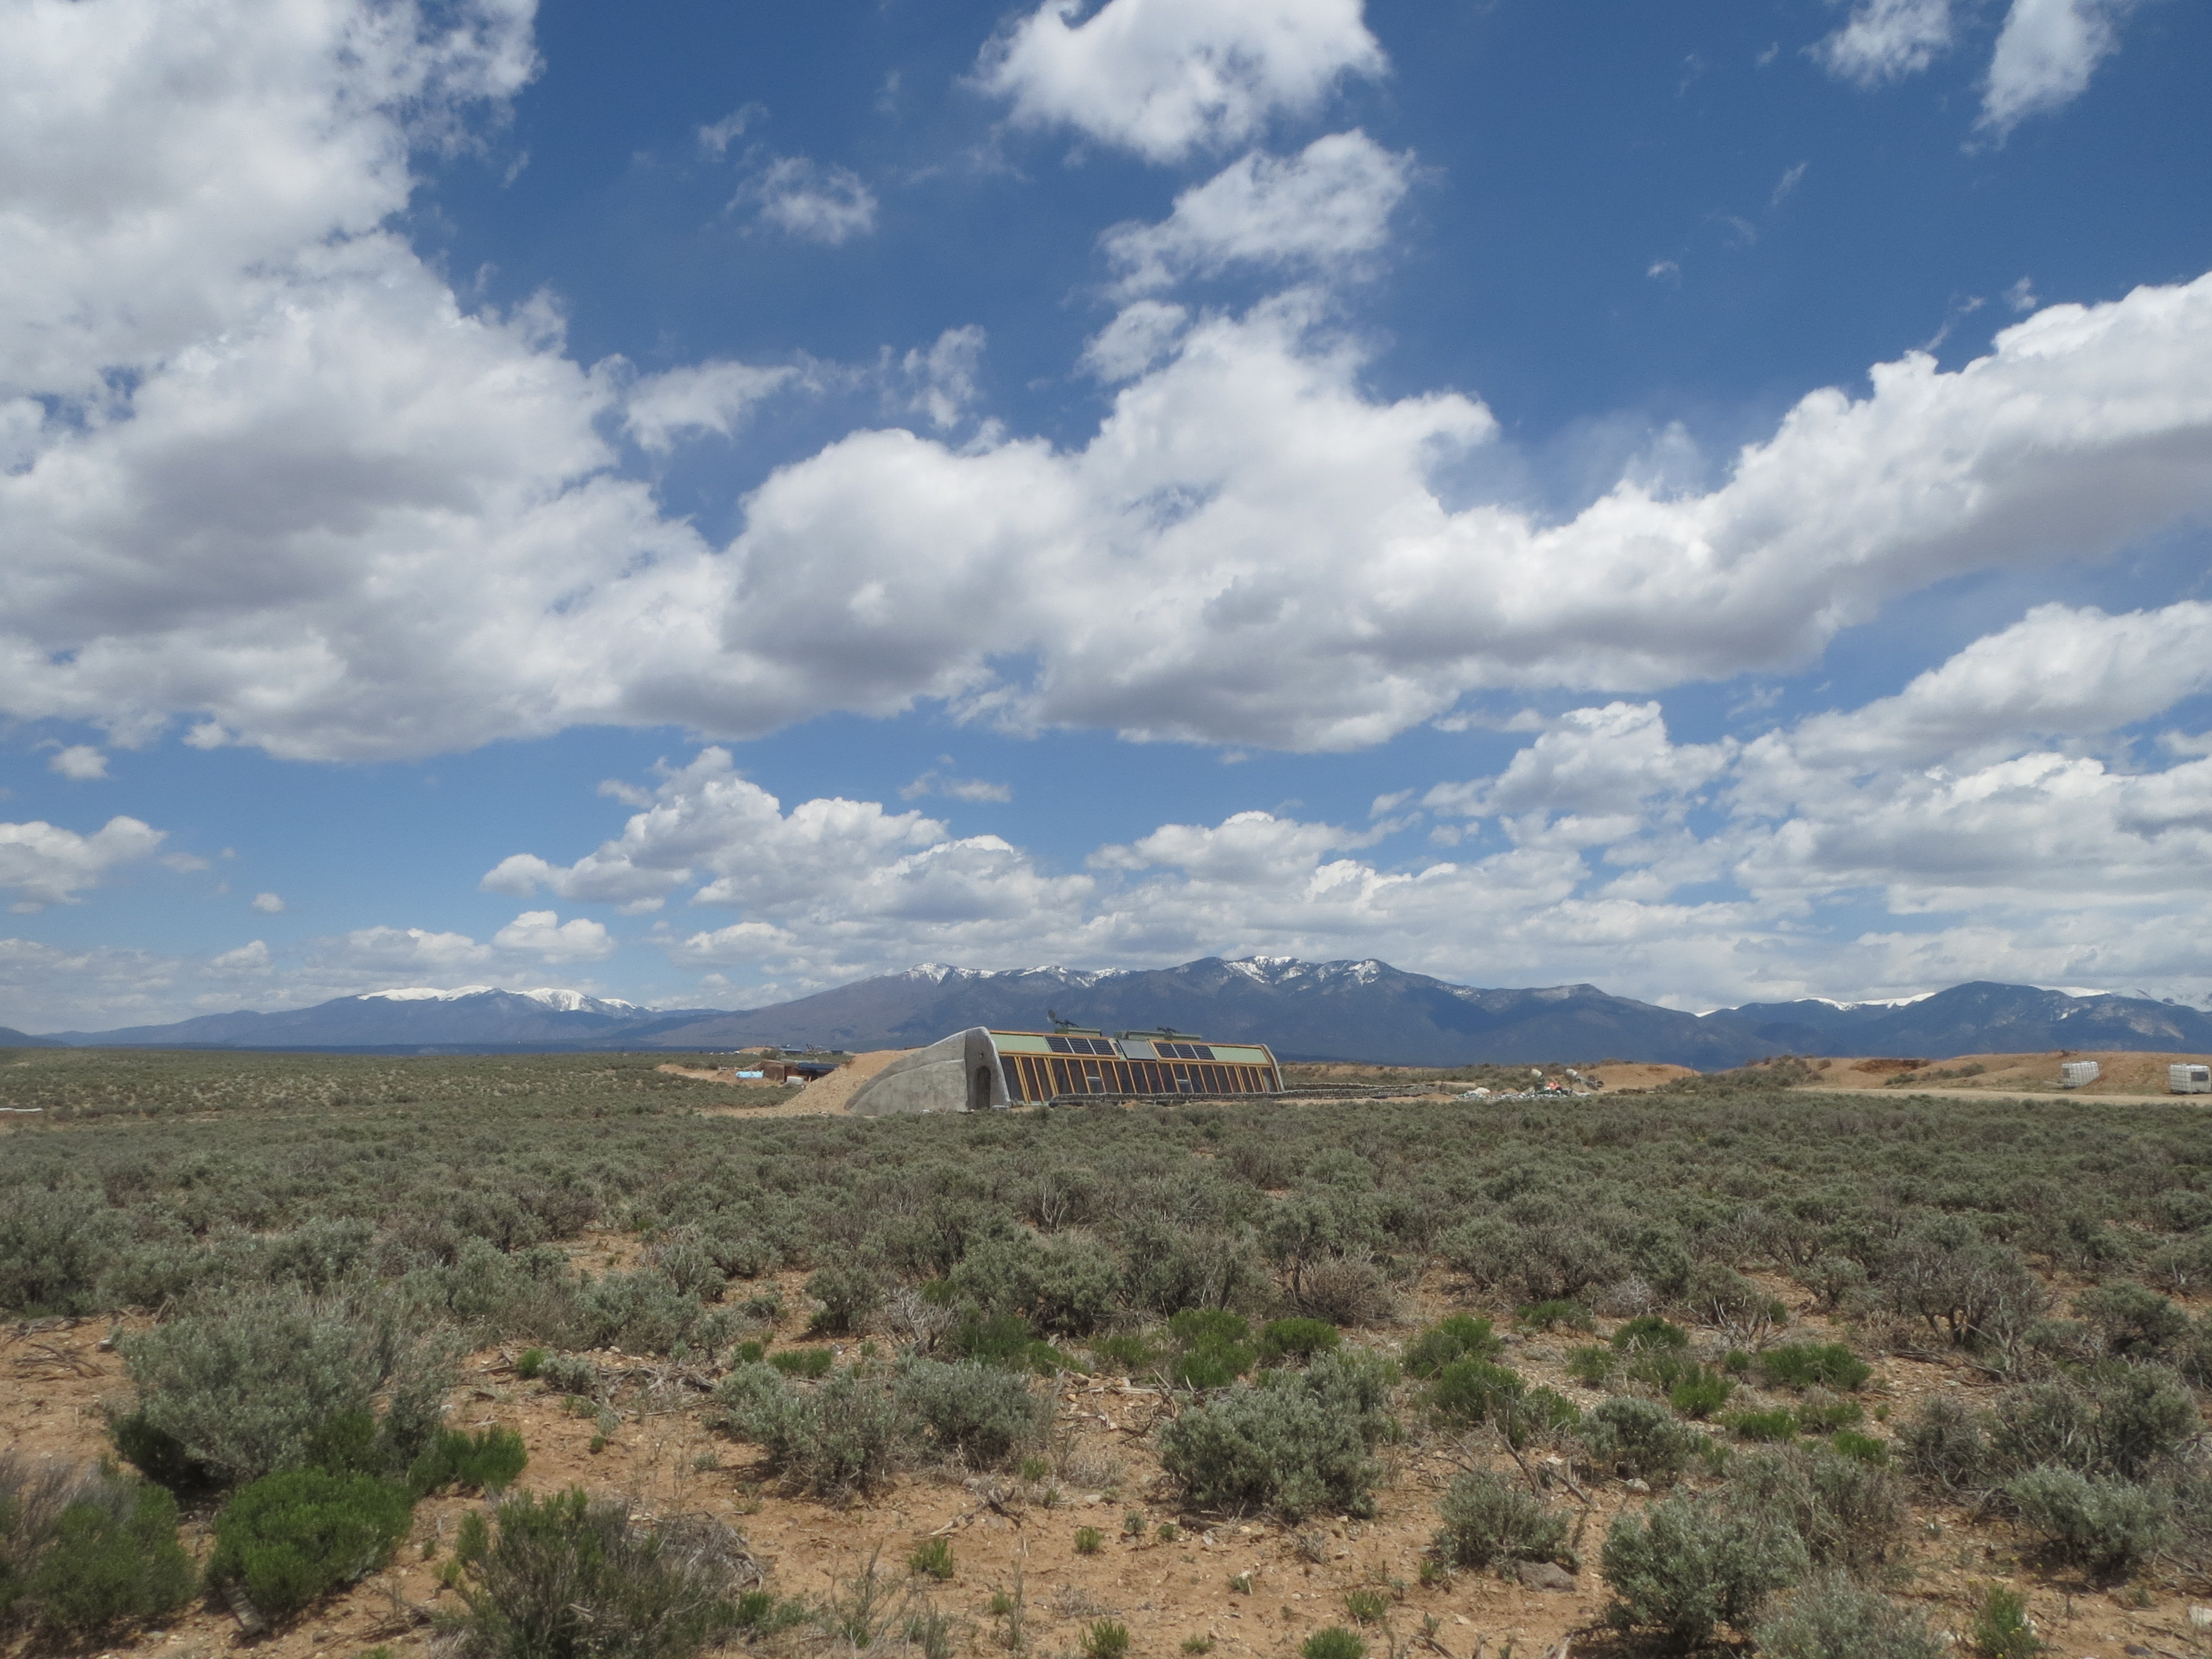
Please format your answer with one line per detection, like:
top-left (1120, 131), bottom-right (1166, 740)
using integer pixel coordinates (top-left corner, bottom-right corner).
top-left (777, 1047), bottom-right (910, 1114)
top-left (1803, 1050), bottom-right (2212, 1097)
top-left (1585, 1061), bottom-right (1697, 1090)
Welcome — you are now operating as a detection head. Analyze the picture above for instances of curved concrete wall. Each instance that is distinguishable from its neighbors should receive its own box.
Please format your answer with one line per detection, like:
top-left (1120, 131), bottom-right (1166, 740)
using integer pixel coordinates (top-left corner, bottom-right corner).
top-left (847, 1027), bottom-right (1008, 1114)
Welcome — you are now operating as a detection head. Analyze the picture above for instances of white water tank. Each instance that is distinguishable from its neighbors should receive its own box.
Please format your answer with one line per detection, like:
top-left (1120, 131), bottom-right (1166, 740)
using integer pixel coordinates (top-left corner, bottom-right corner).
top-left (2172, 1064), bottom-right (2211, 1094)
top-left (2060, 1060), bottom-right (2101, 1088)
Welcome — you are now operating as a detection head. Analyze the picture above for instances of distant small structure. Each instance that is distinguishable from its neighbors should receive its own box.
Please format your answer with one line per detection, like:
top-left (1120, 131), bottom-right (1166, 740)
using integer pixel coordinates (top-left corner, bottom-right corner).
top-left (848, 1025), bottom-right (1283, 1116)
top-left (718, 1054), bottom-right (840, 1084)
top-left (2172, 1064), bottom-right (2211, 1095)
top-left (2060, 1059), bottom-right (2101, 1088)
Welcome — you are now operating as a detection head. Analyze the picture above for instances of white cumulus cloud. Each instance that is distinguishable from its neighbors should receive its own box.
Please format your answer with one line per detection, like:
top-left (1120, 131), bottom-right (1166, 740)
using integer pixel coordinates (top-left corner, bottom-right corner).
top-left (977, 0), bottom-right (1387, 163)
top-left (1813, 0), bottom-right (1956, 85)
top-left (1101, 130), bottom-right (1413, 295)
top-left (492, 909), bottom-right (615, 961)
top-left (0, 816), bottom-right (164, 910)
top-left (251, 891), bottom-right (287, 913)
top-left (45, 745), bottom-right (109, 780)
top-left (624, 361), bottom-right (799, 452)
top-left (210, 939), bottom-right (272, 974)
top-left (1980, 0), bottom-right (2137, 136)
top-left (4, 0), bottom-right (2212, 787)
top-left (744, 156), bottom-right (877, 244)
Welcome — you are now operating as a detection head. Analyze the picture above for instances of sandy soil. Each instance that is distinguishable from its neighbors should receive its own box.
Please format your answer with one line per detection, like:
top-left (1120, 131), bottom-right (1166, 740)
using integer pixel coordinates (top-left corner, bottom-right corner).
top-left (1795, 1051), bottom-right (2212, 1102)
top-left (1582, 1064), bottom-right (1698, 1091)
top-left (11, 1258), bottom-right (2212, 1659)
top-left (658, 1064), bottom-right (789, 1085)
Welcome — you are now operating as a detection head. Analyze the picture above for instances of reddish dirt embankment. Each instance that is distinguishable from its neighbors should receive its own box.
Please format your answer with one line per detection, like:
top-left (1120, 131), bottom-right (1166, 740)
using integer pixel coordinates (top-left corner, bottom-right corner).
top-left (1796, 1050), bottom-right (2212, 1101)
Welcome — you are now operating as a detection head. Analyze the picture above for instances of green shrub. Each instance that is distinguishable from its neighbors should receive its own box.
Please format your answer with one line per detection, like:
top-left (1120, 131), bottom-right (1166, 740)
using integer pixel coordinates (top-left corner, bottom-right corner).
top-left (649, 1226), bottom-right (726, 1301)
top-left (770, 1348), bottom-right (835, 1379)
top-left (2074, 1282), bottom-right (2189, 1359)
top-left (805, 1261), bottom-right (886, 1336)
top-left (1567, 1344), bottom-right (1617, 1386)
top-left (1403, 1315), bottom-right (1503, 1378)
top-left (950, 1313), bottom-right (1079, 1376)
top-left (206, 1469), bottom-right (415, 1621)
top-left (0, 1453), bottom-right (193, 1635)
top-left (1158, 1367), bottom-right (1388, 1520)
top-left (1728, 1408), bottom-right (1799, 1443)
top-left (2083, 1366), bottom-right (2200, 1479)
top-left (951, 1232), bottom-right (1122, 1336)
top-left (1582, 1397), bottom-right (1701, 1484)
top-left (1304, 1350), bottom-right (1401, 1441)
top-left (1755, 1578), bottom-right (1946, 1659)
top-left (1517, 1299), bottom-right (1594, 1332)
top-left (1611, 1315), bottom-right (1688, 1352)
top-left (537, 1353), bottom-right (600, 1396)
top-left (1626, 1346), bottom-right (1699, 1395)
top-left (893, 1359), bottom-right (1049, 1469)
top-left (1084, 1619), bottom-right (1131, 1659)
top-left (1429, 1359), bottom-right (1525, 1427)
top-left (1170, 1309), bottom-right (1253, 1349)
top-left (1343, 1587), bottom-right (1390, 1624)
top-left (1301, 1627), bottom-right (1366, 1659)
top-left (1600, 1495), bottom-right (1808, 1650)
top-left (446, 1489), bottom-right (754, 1659)
top-left (407, 1426), bottom-right (528, 1495)
top-left (1830, 1431), bottom-right (1890, 1466)
top-left (1169, 1309), bottom-right (1257, 1387)
top-left (1990, 1370), bottom-right (2197, 1481)
top-left (1726, 1447), bottom-right (1908, 1575)
top-left (1668, 1368), bottom-right (1735, 1420)
top-left (1798, 1397), bottom-right (1865, 1436)
top-left (714, 1364), bottom-right (915, 1500)
top-left (1898, 1396), bottom-right (1989, 1491)
top-left (1432, 1469), bottom-right (1570, 1568)
top-left (1493, 1386), bottom-right (1584, 1450)
top-left (578, 1270), bottom-right (725, 1355)
top-left (1438, 1207), bottom-right (1623, 1305)
top-left (0, 1186), bottom-right (124, 1316)
top-left (117, 1289), bottom-right (455, 1487)
top-left (1971, 1584), bottom-right (2041, 1659)
top-left (1090, 1333), bottom-right (1156, 1373)
top-left (1760, 1344), bottom-right (1872, 1393)
top-left (2005, 1466), bottom-right (2174, 1580)
top-left (1258, 1318), bottom-right (1341, 1365)
top-left (1073, 1526), bottom-right (1103, 1555)
top-left (1684, 1264), bottom-right (1789, 1342)
top-left (908, 1536), bottom-right (955, 1580)
top-left (1118, 1220), bottom-right (1269, 1317)
top-left (514, 1348), bottom-right (548, 1380)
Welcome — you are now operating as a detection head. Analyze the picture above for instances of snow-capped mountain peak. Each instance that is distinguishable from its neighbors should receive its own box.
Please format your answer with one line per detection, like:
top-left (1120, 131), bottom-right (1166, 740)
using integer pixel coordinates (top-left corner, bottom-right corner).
top-left (359, 986), bottom-right (500, 1002)
top-left (355, 985), bottom-right (637, 1014)
top-left (520, 987), bottom-right (638, 1013)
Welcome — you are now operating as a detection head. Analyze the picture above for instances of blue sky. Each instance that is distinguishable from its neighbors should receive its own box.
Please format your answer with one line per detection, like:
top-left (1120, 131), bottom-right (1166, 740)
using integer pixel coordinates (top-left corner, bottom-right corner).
top-left (3, 0), bottom-right (2210, 1030)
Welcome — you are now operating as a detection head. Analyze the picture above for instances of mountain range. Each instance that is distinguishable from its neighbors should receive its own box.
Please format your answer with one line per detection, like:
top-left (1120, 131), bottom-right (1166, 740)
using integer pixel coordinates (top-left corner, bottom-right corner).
top-left (11, 959), bottom-right (2211, 1067)
top-left (32, 986), bottom-right (726, 1053)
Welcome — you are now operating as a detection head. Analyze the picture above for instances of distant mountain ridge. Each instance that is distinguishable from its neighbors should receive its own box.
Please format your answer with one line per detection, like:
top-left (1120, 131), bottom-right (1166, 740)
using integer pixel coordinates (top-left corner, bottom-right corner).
top-left (12, 961), bottom-right (2210, 1067)
top-left (1718, 980), bottom-right (2212, 1060)
top-left (637, 957), bottom-right (1765, 1067)
top-left (635, 960), bottom-right (2212, 1067)
top-left (34, 987), bottom-right (723, 1053)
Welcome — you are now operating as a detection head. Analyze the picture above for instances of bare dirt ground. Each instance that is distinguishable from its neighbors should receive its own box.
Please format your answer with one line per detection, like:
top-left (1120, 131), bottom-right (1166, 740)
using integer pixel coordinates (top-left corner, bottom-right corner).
top-left (1581, 1064), bottom-right (1698, 1091)
top-left (656, 1051), bottom-right (912, 1119)
top-left (657, 1064), bottom-right (789, 1085)
top-left (1785, 1052), bottom-right (2212, 1105)
top-left (10, 1255), bottom-right (2212, 1659)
